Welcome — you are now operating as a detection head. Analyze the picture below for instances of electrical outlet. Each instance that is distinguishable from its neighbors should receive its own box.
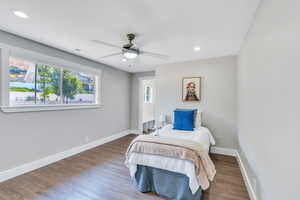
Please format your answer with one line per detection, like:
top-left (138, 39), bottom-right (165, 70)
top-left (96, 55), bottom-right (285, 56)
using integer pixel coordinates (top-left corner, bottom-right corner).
top-left (85, 136), bottom-right (90, 143)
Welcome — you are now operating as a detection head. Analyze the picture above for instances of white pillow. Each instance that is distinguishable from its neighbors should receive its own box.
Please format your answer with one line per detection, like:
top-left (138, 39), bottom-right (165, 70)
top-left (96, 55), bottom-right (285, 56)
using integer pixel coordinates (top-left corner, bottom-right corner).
top-left (195, 109), bottom-right (202, 128)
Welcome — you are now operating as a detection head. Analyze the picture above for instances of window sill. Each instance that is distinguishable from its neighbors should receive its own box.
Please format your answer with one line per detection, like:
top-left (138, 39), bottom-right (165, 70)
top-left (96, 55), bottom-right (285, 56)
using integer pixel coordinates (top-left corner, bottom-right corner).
top-left (1, 104), bottom-right (103, 113)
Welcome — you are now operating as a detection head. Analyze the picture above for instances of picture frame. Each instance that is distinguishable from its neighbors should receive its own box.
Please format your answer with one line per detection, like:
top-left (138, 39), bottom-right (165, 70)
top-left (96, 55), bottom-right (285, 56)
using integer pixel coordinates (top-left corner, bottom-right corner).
top-left (182, 77), bottom-right (201, 102)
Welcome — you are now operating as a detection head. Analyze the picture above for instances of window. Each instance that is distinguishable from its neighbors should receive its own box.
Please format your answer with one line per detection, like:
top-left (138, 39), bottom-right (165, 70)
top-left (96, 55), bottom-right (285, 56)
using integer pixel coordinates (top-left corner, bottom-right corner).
top-left (62, 70), bottom-right (96, 104)
top-left (144, 86), bottom-right (152, 103)
top-left (9, 57), bottom-right (36, 105)
top-left (1, 47), bottom-right (101, 112)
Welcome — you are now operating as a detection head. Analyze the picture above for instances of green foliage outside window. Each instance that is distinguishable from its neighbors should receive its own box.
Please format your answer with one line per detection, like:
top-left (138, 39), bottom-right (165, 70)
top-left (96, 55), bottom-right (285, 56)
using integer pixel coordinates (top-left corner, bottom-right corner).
top-left (37, 64), bottom-right (60, 103)
top-left (9, 57), bottom-right (96, 105)
top-left (62, 71), bottom-right (84, 104)
top-left (37, 66), bottom-right (85, 104)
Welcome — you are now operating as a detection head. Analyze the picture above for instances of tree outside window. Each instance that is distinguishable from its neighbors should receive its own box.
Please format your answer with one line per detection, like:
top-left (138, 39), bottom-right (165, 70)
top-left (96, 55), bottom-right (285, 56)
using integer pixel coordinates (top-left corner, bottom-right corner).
top-left (9, 57), bottom-right (97, 106)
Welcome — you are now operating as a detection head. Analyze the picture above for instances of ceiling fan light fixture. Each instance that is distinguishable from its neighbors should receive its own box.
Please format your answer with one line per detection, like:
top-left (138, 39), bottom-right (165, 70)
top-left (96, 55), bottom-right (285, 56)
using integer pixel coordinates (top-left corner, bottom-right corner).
top-left (123, 51), bottom-right (138, 59)
top-left (96, 33), bottom-right (168, 61)
top-left (193, 46), bottom-right (201, 51)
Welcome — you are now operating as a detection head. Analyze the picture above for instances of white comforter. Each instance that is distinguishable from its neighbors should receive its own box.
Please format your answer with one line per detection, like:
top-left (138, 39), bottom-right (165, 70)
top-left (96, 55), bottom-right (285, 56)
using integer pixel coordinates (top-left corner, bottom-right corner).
top-left (126, 124), bottom-right (215, 194)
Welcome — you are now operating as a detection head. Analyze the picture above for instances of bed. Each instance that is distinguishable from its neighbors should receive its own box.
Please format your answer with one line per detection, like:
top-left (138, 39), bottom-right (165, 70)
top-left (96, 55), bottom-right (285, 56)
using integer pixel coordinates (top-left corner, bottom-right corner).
top-left (125, 121), bottom-right (216, 200)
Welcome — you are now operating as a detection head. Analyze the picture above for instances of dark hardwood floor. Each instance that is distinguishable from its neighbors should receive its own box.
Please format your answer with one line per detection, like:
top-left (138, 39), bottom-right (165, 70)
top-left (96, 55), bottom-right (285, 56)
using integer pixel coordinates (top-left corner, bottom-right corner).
top-left (0, 135), bottom-right (249, 200)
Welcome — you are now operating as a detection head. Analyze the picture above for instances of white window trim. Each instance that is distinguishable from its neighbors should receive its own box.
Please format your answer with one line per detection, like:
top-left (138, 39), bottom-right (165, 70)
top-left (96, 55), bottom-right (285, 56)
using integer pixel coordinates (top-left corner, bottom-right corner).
top-left (0, 44), bottom-right (103, 113)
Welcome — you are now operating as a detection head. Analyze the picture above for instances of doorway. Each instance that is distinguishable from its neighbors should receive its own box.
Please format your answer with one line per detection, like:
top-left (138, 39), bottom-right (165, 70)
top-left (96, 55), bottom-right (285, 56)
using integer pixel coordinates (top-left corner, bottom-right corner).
top-left (138, 77), bottom-right (155, 133)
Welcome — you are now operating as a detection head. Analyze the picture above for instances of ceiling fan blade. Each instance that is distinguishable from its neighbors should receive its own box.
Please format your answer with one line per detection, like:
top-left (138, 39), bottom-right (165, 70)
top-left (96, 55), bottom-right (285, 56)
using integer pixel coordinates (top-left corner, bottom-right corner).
top-left (100, 52), bottom-right (123, 58)
top-left (92, 40), bottom-right (122, 49)
top-left (140, 50), bottom-right (169, 60)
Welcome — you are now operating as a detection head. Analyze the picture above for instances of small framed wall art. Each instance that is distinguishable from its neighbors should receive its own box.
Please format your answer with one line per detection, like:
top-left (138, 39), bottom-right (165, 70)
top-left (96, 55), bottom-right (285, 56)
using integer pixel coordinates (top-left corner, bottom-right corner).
top-left (182, 77), bottom-right (201, 102)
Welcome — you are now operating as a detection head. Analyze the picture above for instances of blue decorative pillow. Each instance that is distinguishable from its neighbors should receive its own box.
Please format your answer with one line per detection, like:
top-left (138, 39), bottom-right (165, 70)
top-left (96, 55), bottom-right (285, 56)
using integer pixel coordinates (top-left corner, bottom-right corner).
top-left (175, 108), bottom-right (197, 128)
top-left (173, 110), bottom-right (195, 131)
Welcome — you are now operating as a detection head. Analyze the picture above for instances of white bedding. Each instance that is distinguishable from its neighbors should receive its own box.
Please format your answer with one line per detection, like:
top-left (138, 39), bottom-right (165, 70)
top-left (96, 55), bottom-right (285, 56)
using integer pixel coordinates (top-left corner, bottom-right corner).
top-left (156, 124), bottom-right (215, 152)
top-left (126, 124), bottom-right (215, 194)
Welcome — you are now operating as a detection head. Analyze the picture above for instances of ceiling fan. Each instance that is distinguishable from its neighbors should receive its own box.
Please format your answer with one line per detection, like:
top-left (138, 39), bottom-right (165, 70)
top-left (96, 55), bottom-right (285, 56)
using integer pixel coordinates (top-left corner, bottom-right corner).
top-left (93, 33), bottom-right (168, 60)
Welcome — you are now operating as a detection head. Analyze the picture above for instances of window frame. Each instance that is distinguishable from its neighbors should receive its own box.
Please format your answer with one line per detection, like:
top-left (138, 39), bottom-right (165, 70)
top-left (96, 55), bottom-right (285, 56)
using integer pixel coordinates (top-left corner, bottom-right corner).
top-left (0, 44), bottom-right (102, 113)
top-left (144, 86), bottom-right (153, 104)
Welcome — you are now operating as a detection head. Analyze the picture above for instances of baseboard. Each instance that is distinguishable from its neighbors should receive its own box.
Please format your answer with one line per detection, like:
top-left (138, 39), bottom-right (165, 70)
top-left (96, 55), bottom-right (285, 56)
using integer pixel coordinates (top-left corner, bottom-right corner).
top-left (0, 130), bottom-right (131, 183)
top-left (236, 151), bottom-right (258, 200)
top-left (210, 146), bottom-right (237, 157)
top-left (130, 129), bottom-right (143, 135)
top-left (210, 146), bottom-right (257, 200)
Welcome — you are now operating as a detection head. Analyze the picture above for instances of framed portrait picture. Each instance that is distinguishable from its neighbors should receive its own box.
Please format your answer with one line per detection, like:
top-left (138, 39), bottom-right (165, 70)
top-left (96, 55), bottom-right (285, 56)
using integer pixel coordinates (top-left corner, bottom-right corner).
top-left (182, 77), bottom-right (201, 102)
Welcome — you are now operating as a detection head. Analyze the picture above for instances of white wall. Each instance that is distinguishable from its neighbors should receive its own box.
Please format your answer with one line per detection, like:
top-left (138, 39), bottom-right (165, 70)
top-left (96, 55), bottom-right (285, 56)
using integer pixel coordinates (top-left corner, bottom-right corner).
top-left (238, 0), bottom-right (300, 199)
top-left (142, 79), bottom-right (155, 123)
top-left (155, 56), bottom-right (238, 148)
top-left (0, 30), bottom-right (131, 172)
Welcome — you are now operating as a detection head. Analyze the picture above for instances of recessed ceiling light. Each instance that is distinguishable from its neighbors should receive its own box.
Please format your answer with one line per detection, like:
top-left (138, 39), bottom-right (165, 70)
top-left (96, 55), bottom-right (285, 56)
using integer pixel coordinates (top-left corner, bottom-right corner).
top-left (13, 10), bottom-right (29, 19)
top-left (122, 58), bottom-right (127, 62)
top-left (193, 46), bottom-right (201, 51)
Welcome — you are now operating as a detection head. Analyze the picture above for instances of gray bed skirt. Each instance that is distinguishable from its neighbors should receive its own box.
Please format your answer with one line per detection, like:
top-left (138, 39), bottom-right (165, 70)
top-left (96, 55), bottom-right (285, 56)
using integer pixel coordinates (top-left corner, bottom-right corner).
top-left (134, 165), bottom-right (203, 200)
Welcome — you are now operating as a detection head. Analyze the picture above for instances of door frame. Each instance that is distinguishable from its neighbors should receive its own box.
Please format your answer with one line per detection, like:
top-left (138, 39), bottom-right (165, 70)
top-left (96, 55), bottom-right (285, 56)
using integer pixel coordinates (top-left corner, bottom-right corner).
top-left (138, 76), bottom-right (155, 133)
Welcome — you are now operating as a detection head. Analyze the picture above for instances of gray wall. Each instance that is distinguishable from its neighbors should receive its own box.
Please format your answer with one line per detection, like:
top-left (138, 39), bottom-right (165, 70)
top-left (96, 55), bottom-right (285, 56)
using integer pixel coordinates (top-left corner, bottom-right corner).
top-left (238, 0), bottom-right (300, 199)
top-left (130, 71), bottom-right (155, 130)
top-left (155, 56), bottom-right (238, 148)
top-left (0, 31), bottom-right (131, 171)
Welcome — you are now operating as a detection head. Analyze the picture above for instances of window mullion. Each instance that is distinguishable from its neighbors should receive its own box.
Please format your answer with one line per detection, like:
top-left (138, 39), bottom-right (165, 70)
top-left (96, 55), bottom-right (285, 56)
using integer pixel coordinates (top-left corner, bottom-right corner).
top-left (34, 64), bottom-right (38, 104)
top-left (59, 67), bottom-right (63, 104)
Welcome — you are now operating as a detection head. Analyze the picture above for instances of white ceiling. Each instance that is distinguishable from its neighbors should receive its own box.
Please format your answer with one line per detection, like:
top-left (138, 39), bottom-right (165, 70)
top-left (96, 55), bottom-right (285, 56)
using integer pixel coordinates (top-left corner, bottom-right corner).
top-left (0, 0), bottom-right (260, 72)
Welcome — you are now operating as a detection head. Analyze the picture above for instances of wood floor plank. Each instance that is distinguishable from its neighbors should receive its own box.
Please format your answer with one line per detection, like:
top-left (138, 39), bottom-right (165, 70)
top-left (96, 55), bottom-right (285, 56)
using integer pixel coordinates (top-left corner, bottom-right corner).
top-left (0, 135), bottom-right (250, 200)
